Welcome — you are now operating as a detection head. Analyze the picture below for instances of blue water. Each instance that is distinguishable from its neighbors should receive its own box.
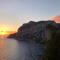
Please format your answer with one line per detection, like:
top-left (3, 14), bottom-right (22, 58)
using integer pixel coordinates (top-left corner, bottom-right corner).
top-left (0, 38), bottom-right (44, 60)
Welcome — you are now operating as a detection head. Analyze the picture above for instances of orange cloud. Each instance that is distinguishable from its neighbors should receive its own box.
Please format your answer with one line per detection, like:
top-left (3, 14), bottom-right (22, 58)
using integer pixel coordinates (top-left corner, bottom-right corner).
top-left (52, 16), bottom-right (60, 23)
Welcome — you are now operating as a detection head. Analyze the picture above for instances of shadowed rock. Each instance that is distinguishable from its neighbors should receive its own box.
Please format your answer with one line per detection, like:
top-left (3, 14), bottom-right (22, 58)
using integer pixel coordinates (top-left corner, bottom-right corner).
top-left (42, 24), bottom-right (60, 60)
top-left (8, 20), bottom-right (57, 43)
top-left (7, 33), bottom-right (17, 39)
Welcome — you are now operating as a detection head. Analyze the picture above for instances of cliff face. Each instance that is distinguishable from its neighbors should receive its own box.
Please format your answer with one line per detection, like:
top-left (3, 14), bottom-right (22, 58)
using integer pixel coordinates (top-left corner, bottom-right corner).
top-left (8, 20), bottom-right (57, 43)
top-left (42, 24), bottom-right (60, 60)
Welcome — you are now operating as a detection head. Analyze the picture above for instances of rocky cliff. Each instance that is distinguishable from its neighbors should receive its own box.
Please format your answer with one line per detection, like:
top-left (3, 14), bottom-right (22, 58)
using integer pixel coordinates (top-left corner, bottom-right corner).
top-left (8, 20), bottom-right (57, 43)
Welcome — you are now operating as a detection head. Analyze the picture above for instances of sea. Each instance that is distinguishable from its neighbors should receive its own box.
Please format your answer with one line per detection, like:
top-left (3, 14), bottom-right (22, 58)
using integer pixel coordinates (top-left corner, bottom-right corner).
top-left (0, 38), bottom-right (44, 60)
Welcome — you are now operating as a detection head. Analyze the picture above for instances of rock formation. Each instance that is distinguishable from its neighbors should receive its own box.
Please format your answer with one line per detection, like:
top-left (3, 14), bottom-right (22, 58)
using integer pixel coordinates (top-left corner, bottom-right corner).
top-left (8, 20), bottom-right (57, 43)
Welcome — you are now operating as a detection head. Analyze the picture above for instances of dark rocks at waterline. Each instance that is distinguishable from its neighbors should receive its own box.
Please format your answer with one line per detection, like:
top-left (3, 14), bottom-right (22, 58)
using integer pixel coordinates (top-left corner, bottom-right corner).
top-left (7, 33), bottom-right (17, 39)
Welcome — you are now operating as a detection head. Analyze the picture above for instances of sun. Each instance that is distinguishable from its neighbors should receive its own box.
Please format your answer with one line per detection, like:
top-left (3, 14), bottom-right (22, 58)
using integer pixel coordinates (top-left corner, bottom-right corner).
top-left (0, 26), bottom-right (9, 35)
top-left (0, 30), bottom-right (8, 35)
top-left (0, 29), bottom-right (8, 35)
top-left (0, 25), bottom-right (16, 38)
top-left (0, 25), bottom-right (16, 36)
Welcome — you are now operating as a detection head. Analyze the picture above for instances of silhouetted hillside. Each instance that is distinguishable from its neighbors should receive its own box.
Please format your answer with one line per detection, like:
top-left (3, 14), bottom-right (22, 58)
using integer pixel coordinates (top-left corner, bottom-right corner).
top-left (8, 20), bottom-right (57, 43)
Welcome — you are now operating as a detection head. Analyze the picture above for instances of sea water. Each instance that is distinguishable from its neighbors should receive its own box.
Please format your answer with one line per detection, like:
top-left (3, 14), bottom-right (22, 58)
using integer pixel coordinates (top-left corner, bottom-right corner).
top-left (0, 38), bottom-right (44, 60)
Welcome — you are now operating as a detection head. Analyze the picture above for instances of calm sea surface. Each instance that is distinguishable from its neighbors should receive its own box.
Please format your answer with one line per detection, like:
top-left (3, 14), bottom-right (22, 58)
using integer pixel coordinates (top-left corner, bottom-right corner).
top-left (0, 38), bottom-right (44, 60)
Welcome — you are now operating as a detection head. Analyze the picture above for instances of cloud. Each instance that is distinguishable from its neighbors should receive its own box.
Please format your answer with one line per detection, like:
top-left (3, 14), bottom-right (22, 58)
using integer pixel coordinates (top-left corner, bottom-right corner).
top-left (52, 15), bottom-right (60, 23)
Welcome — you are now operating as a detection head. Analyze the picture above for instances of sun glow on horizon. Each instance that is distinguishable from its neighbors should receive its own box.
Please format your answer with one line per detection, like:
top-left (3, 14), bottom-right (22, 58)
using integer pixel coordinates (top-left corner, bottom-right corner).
top-left (0, 25), bottom-right (16, 36)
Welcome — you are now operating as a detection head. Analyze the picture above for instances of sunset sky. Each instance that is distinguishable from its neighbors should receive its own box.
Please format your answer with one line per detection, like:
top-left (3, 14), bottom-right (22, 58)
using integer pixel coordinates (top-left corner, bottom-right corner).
top-left (0, 0), bottom-right (60, 32)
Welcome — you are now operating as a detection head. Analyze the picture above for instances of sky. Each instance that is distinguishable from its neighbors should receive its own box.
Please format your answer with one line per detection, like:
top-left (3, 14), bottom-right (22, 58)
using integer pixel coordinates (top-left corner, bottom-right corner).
top-left (0, 0), bottom-right (60, 31)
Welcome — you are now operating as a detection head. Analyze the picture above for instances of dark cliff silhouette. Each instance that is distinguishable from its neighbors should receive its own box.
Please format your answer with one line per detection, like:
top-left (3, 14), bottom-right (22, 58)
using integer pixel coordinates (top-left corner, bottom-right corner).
top-left (8, 20), bottom-right (57, 43)
top-left (42, 23), bottom-right (60, 60)
top-left (7, 20), bottom-right (60, 60)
